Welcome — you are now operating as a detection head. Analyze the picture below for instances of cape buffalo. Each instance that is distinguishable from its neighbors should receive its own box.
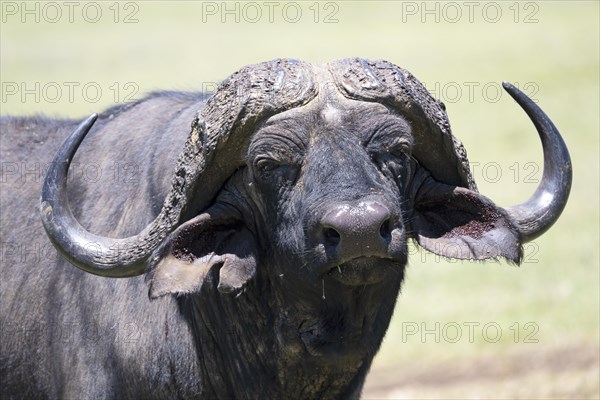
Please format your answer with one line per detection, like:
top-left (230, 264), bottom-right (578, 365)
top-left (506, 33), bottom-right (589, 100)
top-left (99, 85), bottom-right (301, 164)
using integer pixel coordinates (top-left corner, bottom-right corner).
top-left (0, 58), bottom-right (571, 399)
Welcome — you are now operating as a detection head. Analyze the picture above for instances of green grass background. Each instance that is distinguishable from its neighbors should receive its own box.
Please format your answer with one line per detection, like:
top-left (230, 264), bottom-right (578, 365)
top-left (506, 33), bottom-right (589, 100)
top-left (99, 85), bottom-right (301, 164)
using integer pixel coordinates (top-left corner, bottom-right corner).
top-left (2, 1), bottom-right (598, 398)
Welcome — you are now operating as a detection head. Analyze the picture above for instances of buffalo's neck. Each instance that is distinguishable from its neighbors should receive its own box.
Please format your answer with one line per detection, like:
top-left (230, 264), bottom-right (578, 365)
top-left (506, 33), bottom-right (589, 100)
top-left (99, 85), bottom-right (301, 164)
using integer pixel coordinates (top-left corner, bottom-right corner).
top-left (271, 272), bottom-right (402, 397)
top-left (180, 267), bottom-right (402, 398)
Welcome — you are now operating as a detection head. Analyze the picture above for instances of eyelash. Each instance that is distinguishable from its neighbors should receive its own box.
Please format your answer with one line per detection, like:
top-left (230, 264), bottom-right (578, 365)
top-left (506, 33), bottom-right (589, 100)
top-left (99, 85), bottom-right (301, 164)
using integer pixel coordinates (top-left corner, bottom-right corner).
top-left (390, 142), bottom-right (411, 156)
top-left (254, 157), bottom-right (278, 173)
top-left (369, 141), bottom-right (411, 160)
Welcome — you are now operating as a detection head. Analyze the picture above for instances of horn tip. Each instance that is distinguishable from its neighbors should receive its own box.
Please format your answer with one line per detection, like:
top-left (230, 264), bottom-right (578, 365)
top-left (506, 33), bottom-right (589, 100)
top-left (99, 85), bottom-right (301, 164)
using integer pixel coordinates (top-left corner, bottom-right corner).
top-left (502, 81), bottom-right (517, 93)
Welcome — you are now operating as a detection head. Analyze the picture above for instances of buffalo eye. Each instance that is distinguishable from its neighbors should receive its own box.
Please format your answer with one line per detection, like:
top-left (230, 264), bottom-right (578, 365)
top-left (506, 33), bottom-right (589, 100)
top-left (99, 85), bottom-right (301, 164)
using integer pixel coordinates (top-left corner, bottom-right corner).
top-left (369, 139), bottom-right (411, 167)
top-left (364, 115), bottom-right (413, 163)
top-left (253, 157), bottom-right (299, 185)
top-left (378, 141), bottom-right (411, 161)
top-left (255, 158), bottom-right (278, 174)
top-left (368, 140), bottom-right (414, 193)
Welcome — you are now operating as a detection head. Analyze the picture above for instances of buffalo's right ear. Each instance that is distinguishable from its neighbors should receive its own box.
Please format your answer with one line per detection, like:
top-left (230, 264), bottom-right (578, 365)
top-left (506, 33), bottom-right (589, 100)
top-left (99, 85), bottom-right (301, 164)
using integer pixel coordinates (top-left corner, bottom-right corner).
top-left (147, 204), bottom-right (258, 299)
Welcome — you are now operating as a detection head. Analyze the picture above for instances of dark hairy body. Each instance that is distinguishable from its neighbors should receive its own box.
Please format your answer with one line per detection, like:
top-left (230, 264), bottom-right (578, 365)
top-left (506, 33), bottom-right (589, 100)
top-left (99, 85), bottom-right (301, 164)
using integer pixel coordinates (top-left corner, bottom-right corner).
top-left (0, 59), bottom-right (571, 399)
top-left (1, 93), bottom-right (209, 398)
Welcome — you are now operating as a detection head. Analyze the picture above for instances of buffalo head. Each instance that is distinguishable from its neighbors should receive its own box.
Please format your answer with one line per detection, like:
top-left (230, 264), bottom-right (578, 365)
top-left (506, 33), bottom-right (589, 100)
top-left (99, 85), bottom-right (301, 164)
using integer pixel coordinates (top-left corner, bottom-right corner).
top-left (40, 58), bottom-right (571, 359)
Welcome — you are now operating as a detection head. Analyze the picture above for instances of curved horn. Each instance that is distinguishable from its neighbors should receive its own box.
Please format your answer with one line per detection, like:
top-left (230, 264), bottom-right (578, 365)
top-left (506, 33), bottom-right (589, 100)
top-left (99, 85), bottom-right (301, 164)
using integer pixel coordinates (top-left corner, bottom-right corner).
top-left (41, 59), bottom-right (318, 277)
top-left (503, 82), bottom-right (572, 242)
top-left (40, 114), bottom-right (183, 277)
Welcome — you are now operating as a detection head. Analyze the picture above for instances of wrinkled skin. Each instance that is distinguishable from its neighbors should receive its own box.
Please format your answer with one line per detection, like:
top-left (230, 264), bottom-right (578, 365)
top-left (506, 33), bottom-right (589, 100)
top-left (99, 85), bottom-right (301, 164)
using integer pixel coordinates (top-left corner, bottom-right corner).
top-left (147, 97), bottom-right (418, 397)
top-left (245, 100), bottom-right (413, 359)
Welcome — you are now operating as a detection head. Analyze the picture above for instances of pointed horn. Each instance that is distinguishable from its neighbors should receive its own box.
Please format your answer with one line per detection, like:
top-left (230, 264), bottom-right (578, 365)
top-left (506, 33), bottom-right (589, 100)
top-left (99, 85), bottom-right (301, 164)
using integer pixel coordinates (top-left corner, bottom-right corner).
top-left (503, 82), bottom-right (572, 242)
top-left (40, 114), bottom-right (198, 277)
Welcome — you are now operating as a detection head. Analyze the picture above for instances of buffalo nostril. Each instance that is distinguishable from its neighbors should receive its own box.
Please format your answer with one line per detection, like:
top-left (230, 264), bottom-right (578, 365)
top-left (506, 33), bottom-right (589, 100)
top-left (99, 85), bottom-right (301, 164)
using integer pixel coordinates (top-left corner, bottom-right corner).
top-left (323, 227), bottom-right (341, 247)
top-left (379, 219), bottom-right (392, 241)
top-left (318, 201), bottom-right (394, 255)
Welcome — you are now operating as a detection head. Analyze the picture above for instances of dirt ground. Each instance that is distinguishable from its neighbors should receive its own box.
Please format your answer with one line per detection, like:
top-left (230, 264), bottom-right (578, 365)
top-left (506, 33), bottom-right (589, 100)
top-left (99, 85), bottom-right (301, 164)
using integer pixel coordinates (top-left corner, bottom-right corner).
top-left (362, 343), bottom-right (600, 399)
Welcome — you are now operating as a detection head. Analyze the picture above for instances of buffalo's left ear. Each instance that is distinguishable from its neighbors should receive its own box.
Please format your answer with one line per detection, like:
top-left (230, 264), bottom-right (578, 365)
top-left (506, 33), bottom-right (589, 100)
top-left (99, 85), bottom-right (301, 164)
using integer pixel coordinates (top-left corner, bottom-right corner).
top-left (411, 183), bottom-right (522, 263)
top-left (147, 205), bottom-right (257, 299)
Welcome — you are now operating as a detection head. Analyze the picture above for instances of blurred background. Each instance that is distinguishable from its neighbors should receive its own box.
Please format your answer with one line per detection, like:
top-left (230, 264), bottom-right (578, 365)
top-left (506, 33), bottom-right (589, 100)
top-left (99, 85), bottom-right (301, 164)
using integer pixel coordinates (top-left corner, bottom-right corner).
top-left (2, 1), bottom-right (598, 398)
